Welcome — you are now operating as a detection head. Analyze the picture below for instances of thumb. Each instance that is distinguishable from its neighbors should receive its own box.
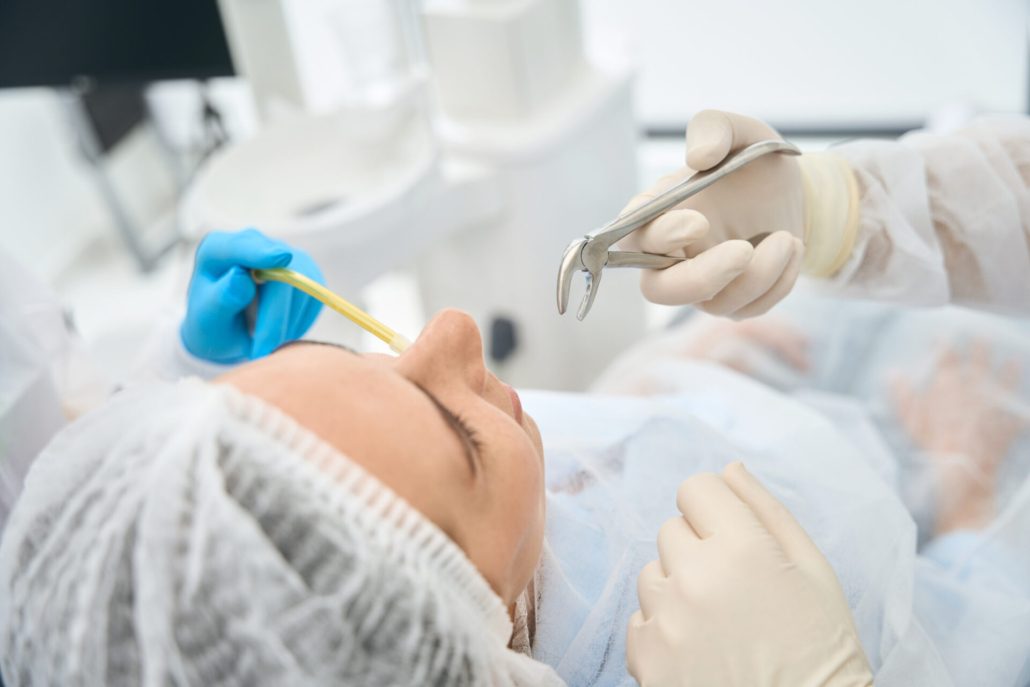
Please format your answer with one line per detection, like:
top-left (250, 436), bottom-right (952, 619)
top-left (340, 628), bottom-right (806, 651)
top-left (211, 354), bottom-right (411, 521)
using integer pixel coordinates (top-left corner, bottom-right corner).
top-left (180, 267), bottom-right (255, 360)
top-left (686, 110), bottom-right (782, 171)
top-left (197, 267), bottom-right (257, 325)
top-left (251, 281), bottom-right (294, 358)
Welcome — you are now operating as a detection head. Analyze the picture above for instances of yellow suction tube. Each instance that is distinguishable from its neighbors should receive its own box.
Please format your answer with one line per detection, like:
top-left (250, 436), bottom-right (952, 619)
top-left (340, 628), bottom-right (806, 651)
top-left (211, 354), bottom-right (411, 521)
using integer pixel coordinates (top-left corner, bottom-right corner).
top-left (252, 268), bottom-right (412, 354)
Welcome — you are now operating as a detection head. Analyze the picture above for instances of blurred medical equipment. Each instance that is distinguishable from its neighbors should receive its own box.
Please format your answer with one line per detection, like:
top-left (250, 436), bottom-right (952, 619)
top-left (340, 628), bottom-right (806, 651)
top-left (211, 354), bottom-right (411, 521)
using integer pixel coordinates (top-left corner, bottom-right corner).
top-left (0, 1), bottom-right (234, 88)
top-left (0, 380), bottom-right (563, 686)
top-left (254, 266), bottom-right (412, 353)
top-left (217, 0), bottom-right (422, 119)
top-left (181, 229), bottom-right (324, 363)
top-left (557, 138), bottom-right (798, 320)
top-left (0, 0), bottom-right (237, 271)
top-left (182, 0), bottom-right (642, 389)
top-left (626, 464), bottom-right (874, 687)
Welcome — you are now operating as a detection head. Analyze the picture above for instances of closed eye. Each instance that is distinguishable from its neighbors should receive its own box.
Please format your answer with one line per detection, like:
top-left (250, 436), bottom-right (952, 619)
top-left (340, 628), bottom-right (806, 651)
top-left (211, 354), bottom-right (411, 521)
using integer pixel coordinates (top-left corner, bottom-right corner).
top-left (415, 384), bottom-right (482, 476)
top-left (271, 340), bottom-right (481, 474)
top-left (453, 413), bottom-right (486, 456)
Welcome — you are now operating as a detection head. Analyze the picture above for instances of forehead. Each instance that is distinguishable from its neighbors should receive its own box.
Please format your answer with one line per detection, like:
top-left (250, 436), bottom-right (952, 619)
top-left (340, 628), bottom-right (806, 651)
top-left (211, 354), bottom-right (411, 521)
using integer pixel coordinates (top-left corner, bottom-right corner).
top-left (222, 343), bottom-right (412, 426)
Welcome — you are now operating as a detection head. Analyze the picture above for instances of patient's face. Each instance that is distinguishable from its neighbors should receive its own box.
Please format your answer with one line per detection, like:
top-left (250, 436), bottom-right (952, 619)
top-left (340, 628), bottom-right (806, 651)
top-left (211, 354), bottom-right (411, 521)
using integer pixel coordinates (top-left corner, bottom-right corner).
top-left (218, 309), bottom-right (545, 606)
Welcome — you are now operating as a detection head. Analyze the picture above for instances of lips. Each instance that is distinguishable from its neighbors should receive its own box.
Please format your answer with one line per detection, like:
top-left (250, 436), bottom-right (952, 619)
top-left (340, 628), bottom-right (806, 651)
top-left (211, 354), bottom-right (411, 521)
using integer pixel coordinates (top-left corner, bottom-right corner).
top-left (504, 383), bottom-right (524, 425)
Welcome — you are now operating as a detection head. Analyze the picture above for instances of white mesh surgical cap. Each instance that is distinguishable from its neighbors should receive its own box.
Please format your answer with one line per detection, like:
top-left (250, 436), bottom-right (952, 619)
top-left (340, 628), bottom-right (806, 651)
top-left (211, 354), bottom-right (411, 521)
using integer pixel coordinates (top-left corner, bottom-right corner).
top-left (0, 379), bottom-right (563, 687)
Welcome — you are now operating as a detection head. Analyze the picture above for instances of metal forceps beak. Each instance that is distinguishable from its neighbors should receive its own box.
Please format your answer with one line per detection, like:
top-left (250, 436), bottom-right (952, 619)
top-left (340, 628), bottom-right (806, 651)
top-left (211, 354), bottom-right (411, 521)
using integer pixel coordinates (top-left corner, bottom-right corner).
top-left (556, 139), bottom-right (801, 320)
top-left (557, 236), bottom-right (608, 320)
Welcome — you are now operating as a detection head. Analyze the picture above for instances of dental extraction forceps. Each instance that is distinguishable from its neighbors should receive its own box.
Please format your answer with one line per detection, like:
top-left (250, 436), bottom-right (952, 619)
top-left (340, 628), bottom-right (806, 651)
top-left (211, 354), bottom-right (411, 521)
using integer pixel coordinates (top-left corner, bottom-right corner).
top-left (556, 139), bottom-right (801, 320)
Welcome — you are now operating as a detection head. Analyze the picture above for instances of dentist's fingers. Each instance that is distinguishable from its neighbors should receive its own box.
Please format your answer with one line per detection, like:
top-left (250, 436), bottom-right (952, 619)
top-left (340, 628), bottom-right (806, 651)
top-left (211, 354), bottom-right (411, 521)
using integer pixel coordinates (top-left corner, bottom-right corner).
top-left (675, 472), bottom-right (762, 540)
top-left (657, 514), bottom-right (702, 577)
top-left (620, 209), bottom-right (710, 256)
top-left (697, 232), bottom-right (798, 316)
top-left (969, 339), bottom-right (992, 375)
top-left (686, 110), bottom-right (783, 171)
top-left (621, 169), bottom-right (693, 214)
top-left (725, 237), bottom-right (803, 319)
top-left (625, 610), bottom-right (658, 685)
top-left (197, 228), bottom-right (293, 274)
top-left (722, 462), bottom-right (828, 574)
top-left (636, 560), bottom-right (668, 621)
top-left (251, 282), bottom-right (294, 357)
top-left (616, 167), bottom-right (696, 254)
top-left (209, 266), bottom-right (258, 315)
top-left (738, 319), bottom-right (811, 372)
top-left (640, 240), bottom-right (754, 305)
top-left (1000, 358), bottom-right (1023, 394)
top-left (890, 374), bottom-right (917, 419)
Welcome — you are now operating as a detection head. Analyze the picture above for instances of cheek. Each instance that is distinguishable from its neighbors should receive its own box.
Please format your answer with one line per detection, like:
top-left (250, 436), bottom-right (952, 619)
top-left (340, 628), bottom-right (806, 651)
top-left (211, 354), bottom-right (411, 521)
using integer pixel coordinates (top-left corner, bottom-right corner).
top-left (498, 435), bottom-right (544, 519)
top-left (461, 424), bottom-right (547, 602)
top-left (492, 433), bottom-right (546, 561)
top-left (522, 413), bottom-right (544, 458)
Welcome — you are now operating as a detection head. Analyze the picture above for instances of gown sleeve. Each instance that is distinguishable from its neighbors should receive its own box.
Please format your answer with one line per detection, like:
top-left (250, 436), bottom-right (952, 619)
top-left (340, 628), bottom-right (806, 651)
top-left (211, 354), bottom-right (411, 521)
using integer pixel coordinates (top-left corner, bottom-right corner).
top-left (821, 115), bottom-right (1030, 313)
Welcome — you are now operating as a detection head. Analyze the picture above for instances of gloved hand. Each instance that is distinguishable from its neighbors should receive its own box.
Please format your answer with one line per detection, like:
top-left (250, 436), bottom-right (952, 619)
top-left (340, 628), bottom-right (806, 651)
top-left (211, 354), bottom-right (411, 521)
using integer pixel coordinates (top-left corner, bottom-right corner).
top-left (180, 229), bottom-right (324, 364)
top-left (590, 315), bottom-right (810, 396)
top-left (620, 110), bottom-right (859, 318)
top-left (626, 462), bottom-right (873, 687)
top-left (670, 315), bottom-right (810, 381)
top-left (891, 341), bottom-right (1026, 535)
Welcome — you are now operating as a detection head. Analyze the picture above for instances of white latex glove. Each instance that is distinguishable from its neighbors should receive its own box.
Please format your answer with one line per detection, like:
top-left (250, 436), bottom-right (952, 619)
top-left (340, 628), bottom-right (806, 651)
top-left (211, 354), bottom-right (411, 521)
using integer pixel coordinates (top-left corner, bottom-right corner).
top-left (620, 111), bottom-right (859, 318)
top-left (626, 462), bottom-right (873, 687)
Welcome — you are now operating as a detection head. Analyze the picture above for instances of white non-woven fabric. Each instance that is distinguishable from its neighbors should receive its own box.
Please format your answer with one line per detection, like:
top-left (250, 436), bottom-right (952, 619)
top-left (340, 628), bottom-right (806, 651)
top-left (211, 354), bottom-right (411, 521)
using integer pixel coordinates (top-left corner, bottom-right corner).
top-left (825, 115), bottom-right (1030, 312)
top-left (522, 355), bottom-right (1030, 687)
top-left (0, 379), bottom-right (563, 687)
top-left (0, 251), bottom-right (109, 529)
top-left (0, 250), bottom-right (229, 533)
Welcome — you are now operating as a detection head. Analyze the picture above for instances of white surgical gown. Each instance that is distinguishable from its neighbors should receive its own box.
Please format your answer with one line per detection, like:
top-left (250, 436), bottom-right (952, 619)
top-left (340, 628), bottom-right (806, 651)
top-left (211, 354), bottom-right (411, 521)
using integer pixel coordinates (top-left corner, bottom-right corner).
top-left (826, 115), bottom-right (1030, 313)
top-left (0, 251), bottom-right (223, 527)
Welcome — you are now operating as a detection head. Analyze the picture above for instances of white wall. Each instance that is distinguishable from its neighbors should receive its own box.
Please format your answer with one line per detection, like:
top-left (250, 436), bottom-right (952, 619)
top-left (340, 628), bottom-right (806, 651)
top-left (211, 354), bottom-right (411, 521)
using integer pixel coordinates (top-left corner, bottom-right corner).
top-left (582, 0), bottom-right (1027, 128)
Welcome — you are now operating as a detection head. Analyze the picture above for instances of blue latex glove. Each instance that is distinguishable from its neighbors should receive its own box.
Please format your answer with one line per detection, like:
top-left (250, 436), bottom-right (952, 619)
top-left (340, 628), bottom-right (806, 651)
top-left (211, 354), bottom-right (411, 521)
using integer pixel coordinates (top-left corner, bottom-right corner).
top-left (180, 229), bottom-right (325, 364)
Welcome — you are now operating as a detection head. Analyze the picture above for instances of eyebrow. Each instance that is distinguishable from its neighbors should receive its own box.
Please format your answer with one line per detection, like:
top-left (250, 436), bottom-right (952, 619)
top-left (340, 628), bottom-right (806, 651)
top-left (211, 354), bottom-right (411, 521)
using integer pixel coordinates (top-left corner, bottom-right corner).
top-left (276, 340), bottom-right (479, 475)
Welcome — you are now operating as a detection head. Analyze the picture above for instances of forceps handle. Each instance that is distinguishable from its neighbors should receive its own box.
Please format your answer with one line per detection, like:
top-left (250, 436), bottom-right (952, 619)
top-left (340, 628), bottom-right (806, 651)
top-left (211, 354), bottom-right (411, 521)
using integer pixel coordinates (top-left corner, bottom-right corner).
top-left (606, 231), bottom-right (772, 271)
top-left (585, 139), bottom-right (801, 248)
top-left (605, 251), bottom-right (683, 269)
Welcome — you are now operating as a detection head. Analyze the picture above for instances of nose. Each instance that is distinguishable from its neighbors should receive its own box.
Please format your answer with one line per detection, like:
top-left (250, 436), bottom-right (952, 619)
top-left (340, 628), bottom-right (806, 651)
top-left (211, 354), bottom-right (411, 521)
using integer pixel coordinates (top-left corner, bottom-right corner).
top-left (397, 309), bottom-right (488, 392)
